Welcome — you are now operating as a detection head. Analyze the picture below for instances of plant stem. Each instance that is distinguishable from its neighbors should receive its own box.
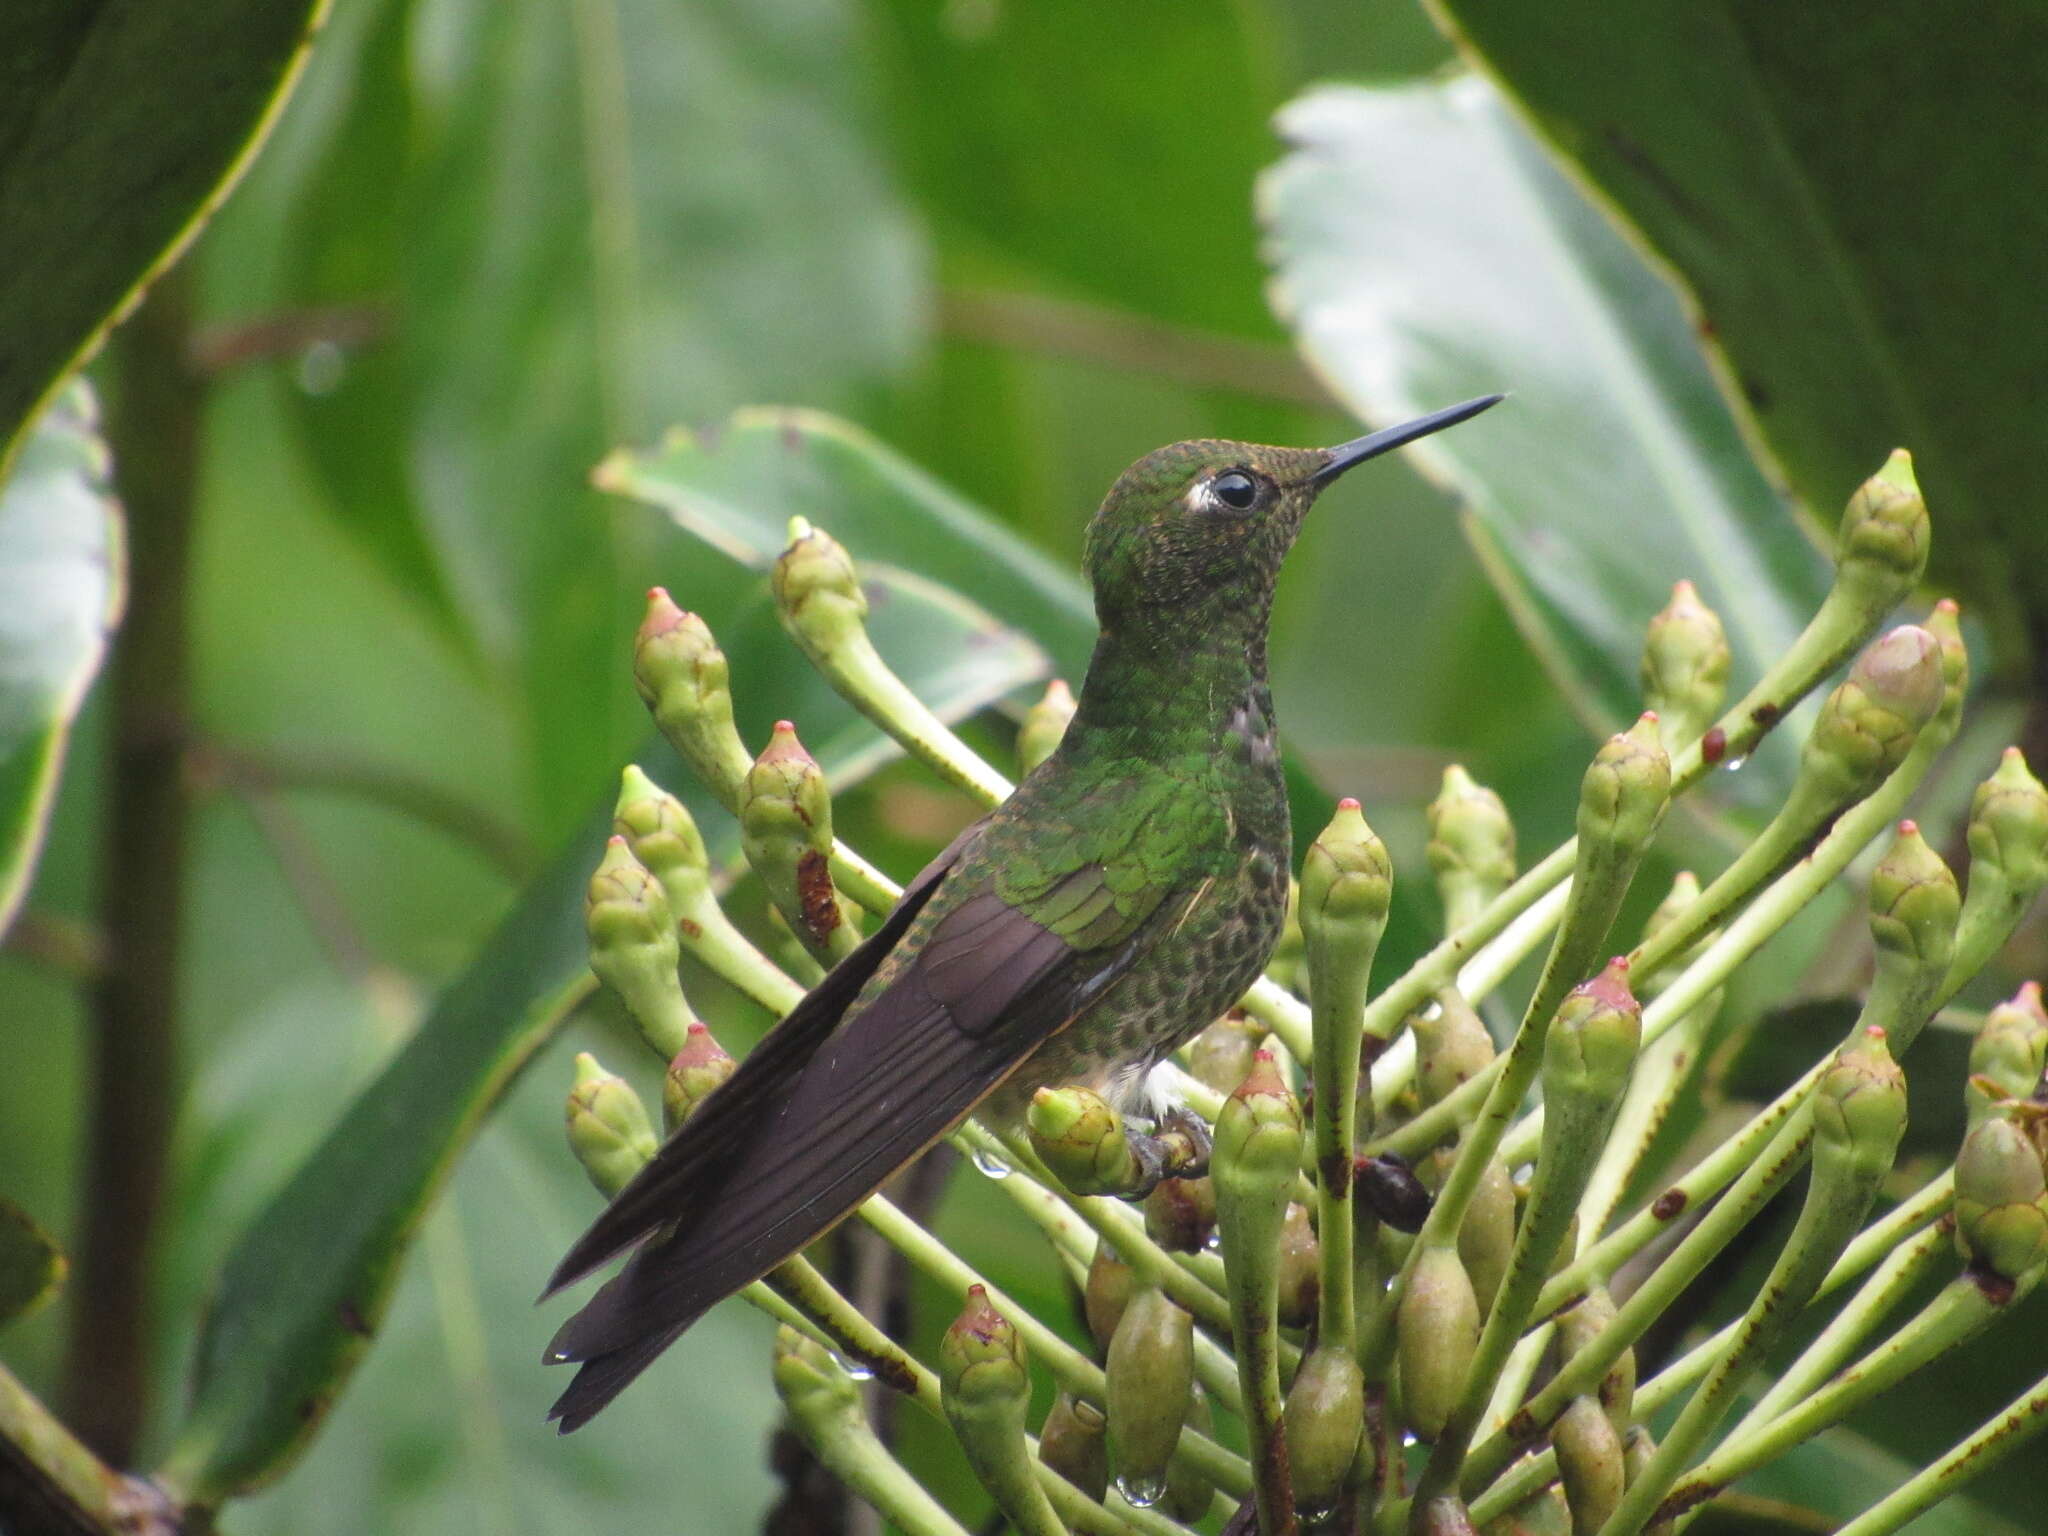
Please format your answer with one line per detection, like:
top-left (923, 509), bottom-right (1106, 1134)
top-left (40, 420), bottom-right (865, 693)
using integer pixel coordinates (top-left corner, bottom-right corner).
top-left (0, 1362), bottom-right (176, 1536)
top-left (1831, 1365), bottom-right (2048, 1536)
top-left (64, 264), bottom-right (202, 1463)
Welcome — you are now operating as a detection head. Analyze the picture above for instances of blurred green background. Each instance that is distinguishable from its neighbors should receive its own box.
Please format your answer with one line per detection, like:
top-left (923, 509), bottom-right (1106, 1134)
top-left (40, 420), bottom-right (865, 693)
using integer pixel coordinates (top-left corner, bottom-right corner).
top-left (5, 1), bottom-right (2046, 1532)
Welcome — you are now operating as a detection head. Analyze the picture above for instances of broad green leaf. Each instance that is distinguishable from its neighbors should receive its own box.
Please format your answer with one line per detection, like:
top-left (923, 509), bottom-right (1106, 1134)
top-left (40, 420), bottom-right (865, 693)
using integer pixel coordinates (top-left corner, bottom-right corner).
top-left (0, 382), bottom-right (122, 938)
top-left (596, 408), bottom-right (1096, 679)
top-left (0, 0), bottom-right (326, 473)
top-left (1436, 1), bottom-right (2048, 635)
top-left (0, 1195), bottom-right (64, 1328)
top-left (1261, 76), bottom-right (1831, 788)
top-left (159, 559), bottom-right (1044, 1508)
top-left (277, 0), bottom-right (927, 814)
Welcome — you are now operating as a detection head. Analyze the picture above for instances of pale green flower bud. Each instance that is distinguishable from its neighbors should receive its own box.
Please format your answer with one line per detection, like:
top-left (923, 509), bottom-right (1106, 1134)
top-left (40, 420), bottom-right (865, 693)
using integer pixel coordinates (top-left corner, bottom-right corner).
top-left (1398, 1243), bottom-right (1480, 1442)
top-left (1832, 450), bottom-right (1929, 615)
top-left (1426, 769), bottom-right (1514, 931)
top-left (1967, 986), bottom-right (2048, 1125)
top-left (1954, 1107), bottom-right (2048, 1282)
top-left (1640, 580), bottom-right (1731, 747)
top-left (1038, 1391), bottom-right (1107, 1503)
top-left (1283, 1344), bottom-right (1364, 1519)
top-left (1105, 1285), bottom-right (1195, 1508)
top-left (1552, 1395), bottom-right (1625, 1535)
top-left (1576, 713), bottom-right (1670, 861)
top-left (633, 591), bottom-right (751, 809)
top-left (585, 835), bottom-right (695, 1059)
top-left (662, 1021), bottom-right (736, 1131)
top-left (565, 1053), bottom-right (657, 1198)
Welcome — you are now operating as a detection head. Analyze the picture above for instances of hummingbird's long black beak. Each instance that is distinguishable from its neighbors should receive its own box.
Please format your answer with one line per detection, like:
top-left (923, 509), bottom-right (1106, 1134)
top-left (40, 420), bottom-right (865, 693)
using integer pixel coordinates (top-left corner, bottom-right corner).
top-left (1312, 393), bottom-right (1505, 485)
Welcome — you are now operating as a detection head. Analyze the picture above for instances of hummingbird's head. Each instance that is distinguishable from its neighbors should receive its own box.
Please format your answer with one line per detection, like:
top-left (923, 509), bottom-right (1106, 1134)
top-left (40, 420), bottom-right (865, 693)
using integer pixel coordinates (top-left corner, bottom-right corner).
top-left (1081, 396), bottom-right (1502, 631)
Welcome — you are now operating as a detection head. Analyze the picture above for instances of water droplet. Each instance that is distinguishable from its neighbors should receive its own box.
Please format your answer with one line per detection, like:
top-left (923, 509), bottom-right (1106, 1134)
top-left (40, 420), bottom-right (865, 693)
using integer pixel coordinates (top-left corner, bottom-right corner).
top-left (825, 1349), bottom-right (876, 1381)
top-left (1299, 1502), bottom-right (1339, 1530)
top-left (296, 339), bottom-right (346, 396)
top-left (971, 1146), bottom-right (1011, 1179)
top-left (1725, 754), bottom-right (1749, 773)
top-left (1115, 1473), bottom-right (1166, 1508)
top-left (1401, 1431), bottom-right (1420, 1449)
top-left (1203, 1226), bottom-right (1224, 1253)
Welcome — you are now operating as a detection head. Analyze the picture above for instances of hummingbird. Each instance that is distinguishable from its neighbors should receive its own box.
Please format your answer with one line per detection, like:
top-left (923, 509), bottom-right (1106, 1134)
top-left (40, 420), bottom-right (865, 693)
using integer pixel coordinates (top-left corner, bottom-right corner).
top-left (541, 394), bottom-right (1503, 1430)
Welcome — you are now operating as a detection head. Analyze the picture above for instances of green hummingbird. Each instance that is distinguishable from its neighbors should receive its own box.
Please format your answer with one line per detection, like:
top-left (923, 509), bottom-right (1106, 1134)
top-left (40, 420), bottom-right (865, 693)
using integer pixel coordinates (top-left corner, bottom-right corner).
top-left (541, 394), bottom-right (1502, 1430)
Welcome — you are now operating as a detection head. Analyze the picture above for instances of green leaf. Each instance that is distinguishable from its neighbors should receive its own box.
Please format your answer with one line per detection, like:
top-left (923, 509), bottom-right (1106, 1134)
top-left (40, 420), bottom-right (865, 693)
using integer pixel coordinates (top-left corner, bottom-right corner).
top-left (158, 556), bottom-right (1044, 1508)
top-left (596, 407), bottom-right (1096, 678)
top-left (1261, 77), bottom-right (1831, 787)
top-left (0, 1195), bottom-right (65, 1328)
top-left (1434, 1), bottom-right (2048, 636)
top-left (276, 0), bottom-right (928, 812)
top-left (0, 0), bottom-right (326, 472)
top-left (0, 382), bottom-right (122, 939)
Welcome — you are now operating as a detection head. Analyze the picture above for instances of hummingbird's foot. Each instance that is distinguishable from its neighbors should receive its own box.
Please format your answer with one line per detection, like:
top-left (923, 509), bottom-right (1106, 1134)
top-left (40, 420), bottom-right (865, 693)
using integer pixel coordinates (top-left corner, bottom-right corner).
top-left (1121, 1106), bottom-right (1212, 1200)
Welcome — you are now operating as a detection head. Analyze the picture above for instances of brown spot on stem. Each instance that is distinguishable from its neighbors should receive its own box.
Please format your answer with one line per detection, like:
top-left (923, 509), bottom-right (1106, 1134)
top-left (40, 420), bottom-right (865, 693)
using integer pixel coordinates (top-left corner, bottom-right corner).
top-left (796, 849), bottom-right (841, 939)
top-left (677, 917), bottom-right (702, 940)
top-left (1701, 726), bottom-right (1726, 764)
top-left (1751, 700), bottom-right (1782, 728)
top-left (338, 1300), bottom-right (371, 1337)
top-left (1971, 1265), bottom-right (2019, 1305)
top-left (1321, 1149), bottom-right (1353, 1198)
top-left (1651, 1188), bottom-right (1688, 1220)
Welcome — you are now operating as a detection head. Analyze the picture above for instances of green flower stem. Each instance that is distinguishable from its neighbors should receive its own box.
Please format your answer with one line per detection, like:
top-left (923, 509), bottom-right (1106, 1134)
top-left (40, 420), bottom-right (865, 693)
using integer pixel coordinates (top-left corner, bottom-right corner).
top-left (1593, 1030), bottom-right (1907, 1536)
top-left (0, 1358), bottom-right (174, 1535)
top-left (773, 518), bottom-right (1017, 806)
top-left (996, 1132), bottom-right (1239, 1337)
top-left (1047, 1236), bottom-right (1249, 1422)
top-left (1663, 1267), bottom-right (2043, 1523)
top-left (1466, 1172), bottom-right (1954, 1525)
top-left (1831, 1365), bottom-right (2048, 1536)
top-left (857, 1188), bottom-right (1252, 1498)
top-left (942, 1289), bottom-right (1071, 1536)
top-left (1458, 1110), bottom-right (1817, 1500)
top-left (1411, 966), bottom-right (1642, 1522)
top-left (1213, 1053), bottom-right (1307, 1536)
top-left (1731, 1217), bottom-right (1949, 1437)
top-left (1362, 719), bottom-right (1668, 1387)
top-left (614, 765), bottom-right (808, 1016)
top-left (1573, 999), bottom-right (1715, 1246)
top-left (774, 1329), bottom-right (973, 1536)
top-left (1302, 799), bottom-right (1395, 1358)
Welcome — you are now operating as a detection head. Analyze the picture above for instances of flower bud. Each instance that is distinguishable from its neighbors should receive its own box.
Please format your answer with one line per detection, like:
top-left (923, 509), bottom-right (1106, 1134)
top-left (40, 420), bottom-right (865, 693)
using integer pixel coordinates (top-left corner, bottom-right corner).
top-left (633, 591), bottom-right (751, 809)
top-left (1037, 1391), bottom-right (1107, 1503)
top-left (1105, 1285), bottom-right (1195, 1508)
top-left (1555, 1285), bottom-right (1633, 1431)
top-left (1283, 1344), bottom-right (1364, 1519)
top-left (1426, 769), bottom-right (1514, 931)
top-left (1543, 960), bottom-right (1643, 1112)
top-left (1832, 450), bottom-right (1929, 614)
top-left (1968, 748), bottom-right (2048, 900)
top-left (1415, 990), bottom-right (1496, 1110)
top-left (1276, 1202), bottom-right (1321, 1328)
top-left (1954, 1107), bottom-right (2048, 1282)
top-left (1304, 795), bottom-right (1395, 974)
top-left (586, 835), bottom-right (695, 1058)
top-left (1084, 1244), bottom-right (1135, 1353)
top-left (1481, 1485), bottom-right (1571, 1536)
top-left (1017, 678), bottom-right (1075, 777)
top-left (1811, 1026), bottom-right (1909, 1191)
top-left (1868, 820), bottom-right (1960, 975)
top-left (772, 518), bottom-right (868, 652)
top-left (1188, 1011), bottom-right (1264, 1097)
top-left (1923, 598), bottom-right (1969, 724)
top-left (1398, 1243), bottom-right (1481, 1442)
top-left (614, 764), bottom-right (710, 900)
top-left (565, 1053), bottom-right (657, 1198)
top-left (1213, 1051), bottom-right (1305, 1184)
top-left (741, 721), bottom-right (858, 963)
top-left (1552, 1394), bottom-right (1625, 1535)
top-left (662, 1021), bottom-right (736, 1131)
top-left (772, 1323), bottom-right (859, 1421)
top-left (1967, 986), bottom-right (2048, 1125)
top-left (1459, 1154), bottom-right (1517, 1319)
top-left (1576, 713), bottom-right (1670, 862)
top-left (1028, 1085), bottom-right (1144, 1197)
top-left (941, 1285), bottom-right (1028, 1406)
top-left (1639, 580), bottom-right (1731, 747)
top-left (1796, 626), bottom-right (1944, 808)
top-left (1144, 1176), bottom-right (1217, 1254)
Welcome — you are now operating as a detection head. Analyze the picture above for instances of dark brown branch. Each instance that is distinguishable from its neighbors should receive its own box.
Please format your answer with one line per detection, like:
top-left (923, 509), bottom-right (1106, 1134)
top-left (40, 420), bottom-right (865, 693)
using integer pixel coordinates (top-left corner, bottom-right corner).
top-left (186, 302), bottom-right (388, 377)
top-left (62, 265), bottom-right (202, 1464)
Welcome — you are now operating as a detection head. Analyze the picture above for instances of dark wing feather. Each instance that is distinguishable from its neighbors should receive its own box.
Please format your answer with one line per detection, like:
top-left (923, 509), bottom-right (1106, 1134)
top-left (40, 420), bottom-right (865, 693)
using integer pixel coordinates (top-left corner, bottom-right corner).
top-left (542, 829), bottom-right (973, 1300)
top-left (545, 880), bottom-right (1152, 1432)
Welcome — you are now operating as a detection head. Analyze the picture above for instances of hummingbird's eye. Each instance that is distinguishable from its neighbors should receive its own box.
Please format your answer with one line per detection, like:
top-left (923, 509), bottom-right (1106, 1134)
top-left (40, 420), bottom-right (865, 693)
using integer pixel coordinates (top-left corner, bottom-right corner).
top-left (1208, 470), bottom-right (1261, 511)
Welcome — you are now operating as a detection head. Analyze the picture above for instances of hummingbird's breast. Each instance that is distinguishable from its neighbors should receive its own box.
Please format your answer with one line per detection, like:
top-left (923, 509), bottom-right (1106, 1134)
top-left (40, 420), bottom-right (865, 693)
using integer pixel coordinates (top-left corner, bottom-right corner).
top-left (995, 682), bottom-right (1292, 1119)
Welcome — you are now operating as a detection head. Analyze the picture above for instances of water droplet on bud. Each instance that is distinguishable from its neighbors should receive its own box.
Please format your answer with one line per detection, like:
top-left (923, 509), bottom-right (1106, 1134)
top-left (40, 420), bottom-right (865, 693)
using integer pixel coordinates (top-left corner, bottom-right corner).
top-left (1725, 754), bottom-right (1749, 773)
top-left (1115, 1473), bottom-right (1166, 1508)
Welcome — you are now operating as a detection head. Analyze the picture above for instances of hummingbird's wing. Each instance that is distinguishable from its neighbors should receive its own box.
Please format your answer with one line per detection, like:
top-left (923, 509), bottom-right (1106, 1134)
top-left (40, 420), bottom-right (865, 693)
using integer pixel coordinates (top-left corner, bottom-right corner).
top-left (544, 778), bottom-right (1214, 1431)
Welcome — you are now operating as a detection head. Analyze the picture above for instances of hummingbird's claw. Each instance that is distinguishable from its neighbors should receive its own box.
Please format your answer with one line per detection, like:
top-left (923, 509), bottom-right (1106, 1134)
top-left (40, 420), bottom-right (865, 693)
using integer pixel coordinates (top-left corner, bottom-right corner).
top-left (1120, 1107), bottom-right (1213, 1201)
